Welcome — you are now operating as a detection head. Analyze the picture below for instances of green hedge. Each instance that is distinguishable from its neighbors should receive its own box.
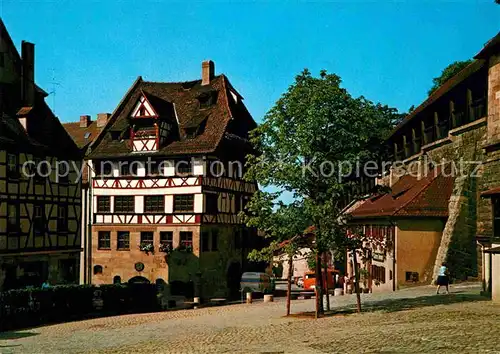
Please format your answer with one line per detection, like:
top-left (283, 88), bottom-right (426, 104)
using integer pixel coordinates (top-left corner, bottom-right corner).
top-left (0, 283), bottom-right (160, 332)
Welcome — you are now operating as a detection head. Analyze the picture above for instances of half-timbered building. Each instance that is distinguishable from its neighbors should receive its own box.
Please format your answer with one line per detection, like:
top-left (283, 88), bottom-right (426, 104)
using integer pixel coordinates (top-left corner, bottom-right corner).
top-left (0, 19), bottom-right (82, 290)
top-left (86, 60), bottom-right (260, 299)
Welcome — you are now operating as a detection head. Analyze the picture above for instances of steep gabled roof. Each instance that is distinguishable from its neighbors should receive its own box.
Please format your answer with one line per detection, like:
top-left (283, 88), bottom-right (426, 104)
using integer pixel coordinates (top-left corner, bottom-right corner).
top-left (349, 169), bottom-right (454, 219)
top-left (62, 120), bottom-right (103, 149)
top-left (88, 74), bottom-right (256, 159)
top-left (0, 18), bottom-right (22, 71)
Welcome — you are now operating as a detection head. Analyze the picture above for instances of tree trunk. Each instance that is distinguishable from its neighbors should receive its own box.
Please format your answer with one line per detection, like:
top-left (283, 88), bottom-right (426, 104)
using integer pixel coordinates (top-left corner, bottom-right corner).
top-left (315, 251), bottom-right (323, 318)
top-left (323, 252), bottom-right (330, 312)
top-left (352, 248), bottom-right (362, 313)
top-left (286, 255), bottom-right (293, 316)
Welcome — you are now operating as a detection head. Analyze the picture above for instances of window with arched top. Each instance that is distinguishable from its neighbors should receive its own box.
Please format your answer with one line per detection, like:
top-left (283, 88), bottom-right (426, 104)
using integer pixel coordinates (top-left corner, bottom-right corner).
top-left (113, 275), bottom-right (121, 284)
top-left (93, 265), bottom-right (103, 275)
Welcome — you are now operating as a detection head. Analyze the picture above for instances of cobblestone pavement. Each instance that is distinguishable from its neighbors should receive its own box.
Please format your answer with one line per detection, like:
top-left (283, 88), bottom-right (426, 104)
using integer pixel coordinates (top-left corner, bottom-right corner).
top-left (1, 283), bottom-right (500, 354)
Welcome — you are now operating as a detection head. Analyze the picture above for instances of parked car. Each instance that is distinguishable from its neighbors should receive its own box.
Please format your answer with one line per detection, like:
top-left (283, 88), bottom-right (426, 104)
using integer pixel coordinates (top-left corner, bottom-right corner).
top-left (240, 272), bottom-right (275, 294)
top-left (303, 269), bottom-right (339, 291)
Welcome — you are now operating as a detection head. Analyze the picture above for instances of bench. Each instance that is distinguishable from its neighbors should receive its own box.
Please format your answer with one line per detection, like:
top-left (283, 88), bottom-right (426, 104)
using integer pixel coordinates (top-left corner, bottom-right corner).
top-left (210, 298), bottom-right (227, 306)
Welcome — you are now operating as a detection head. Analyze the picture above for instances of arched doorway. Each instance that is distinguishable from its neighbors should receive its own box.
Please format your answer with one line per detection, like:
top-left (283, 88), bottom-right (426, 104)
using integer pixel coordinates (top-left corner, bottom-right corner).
top-left (128, 276), bottom-right (150, 284)
top-left (226, 262), bottom-right (241, 300)
top-left (113, 275), bottom-right (121, 284)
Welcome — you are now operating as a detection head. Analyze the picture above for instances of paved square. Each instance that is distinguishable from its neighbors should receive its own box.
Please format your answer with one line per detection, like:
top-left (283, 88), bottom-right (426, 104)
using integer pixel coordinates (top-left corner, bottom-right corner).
top-left (1, 284), bottom-right (499, 353)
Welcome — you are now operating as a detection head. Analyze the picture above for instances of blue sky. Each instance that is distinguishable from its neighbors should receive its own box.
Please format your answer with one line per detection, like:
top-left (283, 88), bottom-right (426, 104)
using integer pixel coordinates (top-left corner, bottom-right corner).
top-left (1, 1), bottom-right (499, 124)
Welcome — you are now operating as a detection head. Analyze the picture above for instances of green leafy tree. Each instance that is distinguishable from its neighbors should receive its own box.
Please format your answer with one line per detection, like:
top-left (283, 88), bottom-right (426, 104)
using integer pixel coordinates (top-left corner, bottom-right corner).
top-left (245, 69), bottom-right (398, 315)
top-left (428, 60), bottom-right (473, 96)
top-left (242, 191), bottom-right (311, 315)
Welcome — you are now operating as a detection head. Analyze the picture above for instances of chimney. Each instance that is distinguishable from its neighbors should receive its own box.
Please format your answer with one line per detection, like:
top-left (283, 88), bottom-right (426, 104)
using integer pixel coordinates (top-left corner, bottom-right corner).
top-left (97, 113), bottom-right (111, 128)
top-left (21, 41), bottom-right (35, 106)
top-left (80, 115), bottom-right (91, 128)
top-left (202, 60), bottom-right (215, 86)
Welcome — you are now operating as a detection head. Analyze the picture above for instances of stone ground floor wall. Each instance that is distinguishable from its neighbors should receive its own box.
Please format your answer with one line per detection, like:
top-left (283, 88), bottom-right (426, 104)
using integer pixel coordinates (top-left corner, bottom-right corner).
top-left (91, 224), bottom-right (252, 300)
top-left (91, 225), bottom-right (200, 287)
top-left (198, 225), bottom-right (248, 300)
top-left (0, 251), bottom-right (80, 291)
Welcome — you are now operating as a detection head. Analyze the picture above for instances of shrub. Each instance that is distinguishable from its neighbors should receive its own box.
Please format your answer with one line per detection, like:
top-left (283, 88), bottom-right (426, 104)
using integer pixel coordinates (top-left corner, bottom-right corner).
top-left (0, 283), bottom-right (160, 332)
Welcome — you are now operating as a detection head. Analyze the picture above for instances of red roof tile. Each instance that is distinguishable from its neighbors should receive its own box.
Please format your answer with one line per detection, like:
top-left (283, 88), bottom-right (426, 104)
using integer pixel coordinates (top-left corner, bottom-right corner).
top-left (481, 187), bottom-right (500, 198)
top-left (349, 169), bottom-right (454, 219)
top-left (88, 74), bottom-right (256, 159)
top-left (62, 121), bottom-right (103, 149)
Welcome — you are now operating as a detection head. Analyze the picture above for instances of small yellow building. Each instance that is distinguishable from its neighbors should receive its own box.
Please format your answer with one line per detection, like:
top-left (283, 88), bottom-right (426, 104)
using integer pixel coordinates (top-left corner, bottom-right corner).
top-left (347, 168), bottom-right (453, 292)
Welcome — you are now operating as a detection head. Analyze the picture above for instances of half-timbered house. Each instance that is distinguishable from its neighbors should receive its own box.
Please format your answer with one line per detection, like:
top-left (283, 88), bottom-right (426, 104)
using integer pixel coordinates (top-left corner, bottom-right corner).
top-left (0, 19), bottom-right (82, 290)
top-left (86, 61), bottom-right (261, 299)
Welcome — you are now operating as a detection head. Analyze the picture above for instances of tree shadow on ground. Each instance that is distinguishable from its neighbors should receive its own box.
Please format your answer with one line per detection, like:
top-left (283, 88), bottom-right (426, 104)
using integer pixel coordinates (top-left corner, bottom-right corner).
top-left (289, 291), bottom-right (489, 319)
top-left (0, 331), bottom-right (38, 340)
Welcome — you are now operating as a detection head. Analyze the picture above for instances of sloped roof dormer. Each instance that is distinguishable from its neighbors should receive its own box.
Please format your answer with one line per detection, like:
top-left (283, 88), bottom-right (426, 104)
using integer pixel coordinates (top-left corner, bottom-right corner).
top-left (89, 64), bottom-right (257, 159)
top-left (131, 91), bottom-right (159, 119)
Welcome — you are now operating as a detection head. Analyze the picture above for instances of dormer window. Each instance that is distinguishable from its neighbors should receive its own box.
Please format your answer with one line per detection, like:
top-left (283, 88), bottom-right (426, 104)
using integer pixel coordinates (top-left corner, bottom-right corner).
top-left (109, 131), bottom-right (121, 140)
top-left (185, 128), bottom-right (197, 139)
top-left (131, 126), bottom-right (158, 152)
top-left (183, 117), bottom-right (207, 139)
top-left (197, 91), bottom-right (217, 109)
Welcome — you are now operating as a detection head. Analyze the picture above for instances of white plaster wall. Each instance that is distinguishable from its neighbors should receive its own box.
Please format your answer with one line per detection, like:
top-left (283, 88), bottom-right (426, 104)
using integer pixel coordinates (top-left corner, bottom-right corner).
top-left (165, 195), bottom-right (173, 213)
top-left (278, 248), bottom-right (311, 280)
top-left (194, 194), bottom-right (204, 213)
top-left (164, 160), bottom-right (175, 176)
top-left (193, 158), bottom-right (205, 176)
top-left (136, 162), bottom-right (146, 177)
top-left (492, 253), bottom-right (500, 302)
top-left (135, 196), bottom-right (144, 214)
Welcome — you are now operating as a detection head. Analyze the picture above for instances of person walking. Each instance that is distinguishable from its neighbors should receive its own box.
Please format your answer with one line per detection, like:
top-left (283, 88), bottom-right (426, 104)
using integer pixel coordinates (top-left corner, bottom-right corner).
top-left (436, 262), bottom-right (450, 294)
top-left (344, 274), bottom-right (350, 294)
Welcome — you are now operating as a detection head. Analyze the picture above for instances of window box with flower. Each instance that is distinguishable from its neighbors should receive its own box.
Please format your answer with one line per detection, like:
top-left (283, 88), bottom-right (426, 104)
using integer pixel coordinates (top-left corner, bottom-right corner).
top-left (139, 242), bottom-right (155, 254)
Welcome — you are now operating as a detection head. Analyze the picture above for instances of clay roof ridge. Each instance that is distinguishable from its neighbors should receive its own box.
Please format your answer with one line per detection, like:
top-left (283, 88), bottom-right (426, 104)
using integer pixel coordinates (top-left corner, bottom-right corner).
top-left (142, 74), bottom-right (222, 86)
